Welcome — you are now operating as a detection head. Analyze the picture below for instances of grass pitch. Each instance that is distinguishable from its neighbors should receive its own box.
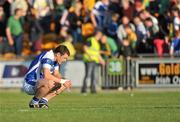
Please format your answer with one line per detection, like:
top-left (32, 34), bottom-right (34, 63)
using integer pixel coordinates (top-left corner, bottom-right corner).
top-left (1, 89), bottom-right (180, 122)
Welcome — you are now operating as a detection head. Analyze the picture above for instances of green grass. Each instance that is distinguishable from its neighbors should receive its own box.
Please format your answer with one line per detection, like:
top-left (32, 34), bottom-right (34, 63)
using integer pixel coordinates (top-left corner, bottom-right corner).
top-left (1, 90), bottom-right (180, 122)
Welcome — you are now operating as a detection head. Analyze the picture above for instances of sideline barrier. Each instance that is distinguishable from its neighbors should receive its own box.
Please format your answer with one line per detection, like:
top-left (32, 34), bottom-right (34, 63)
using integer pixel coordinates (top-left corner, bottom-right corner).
top-left (133, 57), bottom-right (180, 88)
top-left (1, 57), bottom-right (180, 89)
top-left (0, 60), bottom-right (30, 88)
top-left (100, 58), bottom-right (133, 89)
top-left (0, 60), bottom-right (85, 88)
top-left (100, 57), bottom-right (180, 89)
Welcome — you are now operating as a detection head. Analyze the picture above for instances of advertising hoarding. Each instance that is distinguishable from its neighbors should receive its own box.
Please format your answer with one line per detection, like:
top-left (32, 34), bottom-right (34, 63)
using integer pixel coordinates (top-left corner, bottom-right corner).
top-left (0, 61), bottom-right (30, 88)
top-left (136, 59), bottom-right (180, 87)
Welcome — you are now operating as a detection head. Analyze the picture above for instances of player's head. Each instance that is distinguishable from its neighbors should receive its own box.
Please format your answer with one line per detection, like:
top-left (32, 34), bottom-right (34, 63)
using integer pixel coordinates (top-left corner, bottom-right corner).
top-left (53, 45), bottom-right (70, 64)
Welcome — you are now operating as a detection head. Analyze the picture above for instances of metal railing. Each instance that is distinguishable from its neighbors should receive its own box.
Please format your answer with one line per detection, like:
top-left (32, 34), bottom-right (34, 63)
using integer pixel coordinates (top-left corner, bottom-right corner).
top-left (100, 58), bottom-right (135, 89)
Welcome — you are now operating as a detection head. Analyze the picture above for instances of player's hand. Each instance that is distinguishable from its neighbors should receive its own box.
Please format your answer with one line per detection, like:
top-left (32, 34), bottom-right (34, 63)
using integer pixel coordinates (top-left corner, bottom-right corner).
top-left (63, 80), bottom-right (72, 88)
top-left (50, 82), bottom-right (61, 92)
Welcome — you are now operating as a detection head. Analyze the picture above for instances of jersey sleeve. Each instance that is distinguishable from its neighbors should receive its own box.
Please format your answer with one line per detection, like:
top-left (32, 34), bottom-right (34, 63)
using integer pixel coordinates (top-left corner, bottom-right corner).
top-left (41, 58), bottom-right (53, 69)
top-left (54, 62), bottom-right (59, 70)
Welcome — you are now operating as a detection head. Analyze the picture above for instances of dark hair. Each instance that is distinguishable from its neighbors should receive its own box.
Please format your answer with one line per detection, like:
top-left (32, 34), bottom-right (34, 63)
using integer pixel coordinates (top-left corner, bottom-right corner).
top-left (171, 6), bottom-right (179, 12)
top-left (145, 17), bottom-right (152, 22)
top-left (94, 28), bottom-right (104, 35)
top-left (53, 45), bottom-right (70, 56)
top-left (15, 8), bottom-right (22, 14)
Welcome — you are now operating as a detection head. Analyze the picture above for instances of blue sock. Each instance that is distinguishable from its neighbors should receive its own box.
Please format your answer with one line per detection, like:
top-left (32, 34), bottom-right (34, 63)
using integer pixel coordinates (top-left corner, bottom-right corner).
top-left (33, 97), bottom-right (39, 101)
top-left (40, 98), bottom-right (48, 104)
top-left (31, 97), bottom-right (39, 104)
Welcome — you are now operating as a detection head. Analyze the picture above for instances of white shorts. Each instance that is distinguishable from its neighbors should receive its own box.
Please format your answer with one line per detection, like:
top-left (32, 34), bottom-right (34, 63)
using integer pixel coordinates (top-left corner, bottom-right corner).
top-left (23, 81), bottom-right (36, 95)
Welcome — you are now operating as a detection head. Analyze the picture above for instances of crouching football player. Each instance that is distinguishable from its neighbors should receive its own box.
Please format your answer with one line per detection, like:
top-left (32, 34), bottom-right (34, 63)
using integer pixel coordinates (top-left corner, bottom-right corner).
top-left (23, 45), bottom-right (72, 108)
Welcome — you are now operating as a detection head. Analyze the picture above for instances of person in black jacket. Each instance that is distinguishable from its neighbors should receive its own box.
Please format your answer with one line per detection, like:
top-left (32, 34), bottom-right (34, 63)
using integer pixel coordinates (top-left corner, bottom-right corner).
top-left (0, 6), bottom-right (14, 55)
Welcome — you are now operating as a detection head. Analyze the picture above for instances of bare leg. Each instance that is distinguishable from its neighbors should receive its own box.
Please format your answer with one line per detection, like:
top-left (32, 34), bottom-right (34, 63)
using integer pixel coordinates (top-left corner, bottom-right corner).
top-left (34, 79), bottom-right (71, 101)
top-left (43, 85), bottom-right (67, 101)
top-left (43, 80), bottom-right (71, 101)
top-left (34, 79), bottom-right (55, 99)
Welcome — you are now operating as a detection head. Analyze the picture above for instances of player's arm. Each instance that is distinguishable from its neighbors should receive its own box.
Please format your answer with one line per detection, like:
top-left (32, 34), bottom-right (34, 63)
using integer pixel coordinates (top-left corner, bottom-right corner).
top-left (53, 69), bottom-right (61, 79)
top-left (42, 58), bottom-right (71, 88)
top-left (41, 58), bottom-right (61, 83)
top-left (53, 67), bottom-right (72, 88)
top-left (43, 68), bottom-right (61, 83)
top-left (43, 68), bottom-right (71, 87)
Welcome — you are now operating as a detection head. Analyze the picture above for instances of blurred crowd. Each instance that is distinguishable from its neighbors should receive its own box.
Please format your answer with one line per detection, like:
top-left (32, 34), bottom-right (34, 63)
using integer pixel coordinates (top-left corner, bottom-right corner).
top-left (0, 0), bottom-right (180, 59)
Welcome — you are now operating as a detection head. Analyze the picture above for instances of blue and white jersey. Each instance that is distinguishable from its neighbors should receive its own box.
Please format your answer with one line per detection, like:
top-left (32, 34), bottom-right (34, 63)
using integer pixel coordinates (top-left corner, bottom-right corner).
top-left (171, 38), bottom-right (180, 53)
top-left (92, 1), bottom-right (108, 27)
top-left (92, 1), bottom-right (108, 16)
top-left (25, 50), bottom-right (59, 86)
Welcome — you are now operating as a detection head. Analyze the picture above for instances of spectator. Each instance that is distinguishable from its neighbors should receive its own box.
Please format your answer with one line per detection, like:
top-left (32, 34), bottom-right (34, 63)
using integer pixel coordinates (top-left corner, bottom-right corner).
top-left (158, 0), bottom-right (170, 15)
top-left (133, 16), bottom-right (147, 53)
top-left (106, 13), bottom-right (119, 40)
top-left (81, 1), bottom-right (95, 38)
top-left (171, 7), bottom-right (180, 32)
top-left (31, 0), bottom-right (54, 33)
top-left (147, 0), bottom-right (160, 15)
top-left (11, 0), bottom-right (28, 16)
top-left (176, 0), bottom-right (180, 10)
top-left (108, 0), bottom-right (122, 16)
top-left (133, 16), bottom-right (146, 42)
top-left (153, 19), bottom-right (170, 57)
top-left (144, 17), bottom-right (159, 53)
top-left (6, 8), bottom-right (24, 56)
top-left (83, 0), bottom-right (95, 12)
top-left (119, 38), bottom-right (134, 59)
top-left (28, 10), bottom-right (44, 54)
top-left (0, 6), bottom-right (13, 55)
top-left (101, 35), bottom-right (118, 57)
top-left (139, 9), bottom-right (159, 30)
top-left (31, 0), bottom-right (54, 18)
top-left (124, 25), bottom-right (137, 54)
top-left (157, 12), bottom-right (171, 39)
top-left (121, 0), bottom-right (135, 20)
top-left (60, 5), bottom-right (69, 27)
top-left (81, 30), bottom-right (105, 93)
top-left (81, 22), bottom-right (95, 38)
top-left (133, 1), bottom-right (144, 17)
top-left (99, 35), bottom-right (111, 60)
top-left (170, 30), bottom-right (180, 56)
top-left (2, 0), bottom-right (11, 18)
top-left (58, 26), bottom-right (76, 60)
top-left (117, 16), bottom-right (135, 42)
top-left (169, 0), bottom-right (180, 10)
top-left (54, 0), bottom-right (66, 34)
top-left (66, 2), bottom-right (83, 43)
top-left (90, 0), bottom-right (109, 29)
top-left (142, 0), bottom-right (150, 9)
top-left (0, 0), bottom-right (178, 58)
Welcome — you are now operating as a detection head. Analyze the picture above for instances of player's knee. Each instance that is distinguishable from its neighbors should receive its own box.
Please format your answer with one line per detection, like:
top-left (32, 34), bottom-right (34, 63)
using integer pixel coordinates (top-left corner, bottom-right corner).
top-left (42, 79), bottom-right (55, 89)
top-left (36, 81), bottom-right (51, 90)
